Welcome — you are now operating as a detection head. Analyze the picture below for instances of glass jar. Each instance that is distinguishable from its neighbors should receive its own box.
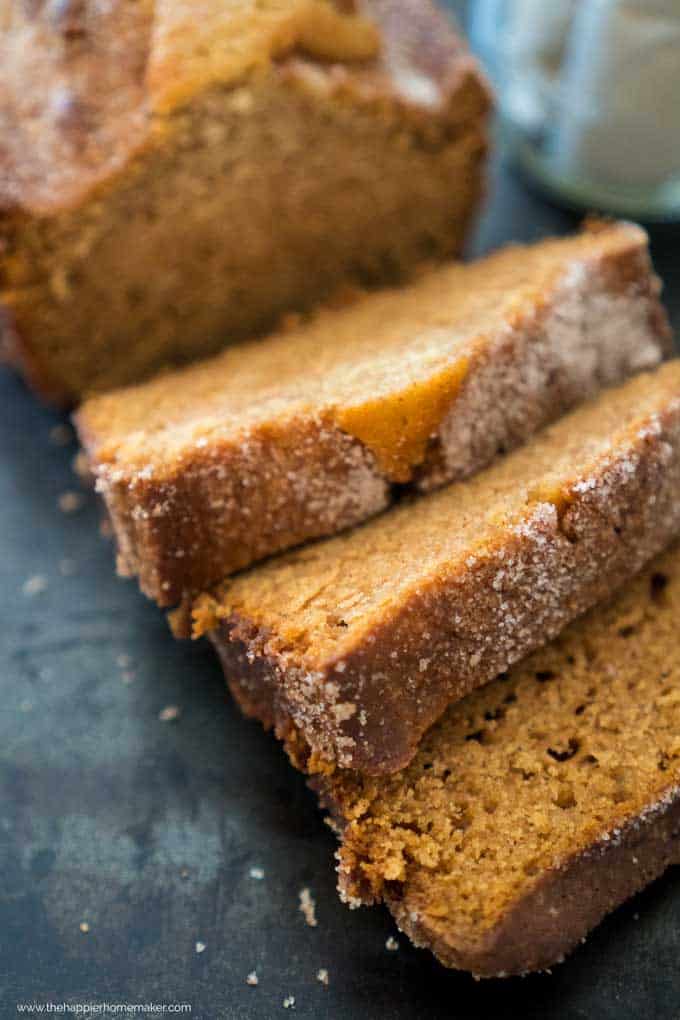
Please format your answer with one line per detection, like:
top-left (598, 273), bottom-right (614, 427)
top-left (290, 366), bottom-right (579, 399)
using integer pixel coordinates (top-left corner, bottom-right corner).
top-left (470, 0), bottom-right (680, 220)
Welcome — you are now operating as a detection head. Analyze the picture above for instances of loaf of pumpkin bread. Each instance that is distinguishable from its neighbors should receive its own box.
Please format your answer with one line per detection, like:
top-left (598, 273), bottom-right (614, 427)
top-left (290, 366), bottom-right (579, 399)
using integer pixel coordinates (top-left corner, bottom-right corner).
top-left (316, 542), bottom-right (680, 976)
top-left (195, 363), bottom-right (680, 773)
top-left (76, 222), bottom-right (669, 606)
top-left (0, 0), bottom-right (490, 404)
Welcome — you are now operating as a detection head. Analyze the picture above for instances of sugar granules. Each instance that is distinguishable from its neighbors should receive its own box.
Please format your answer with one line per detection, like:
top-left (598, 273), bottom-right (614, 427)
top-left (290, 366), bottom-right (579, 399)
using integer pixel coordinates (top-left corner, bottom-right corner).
top-left (58, 490), bottom-right (84, 513)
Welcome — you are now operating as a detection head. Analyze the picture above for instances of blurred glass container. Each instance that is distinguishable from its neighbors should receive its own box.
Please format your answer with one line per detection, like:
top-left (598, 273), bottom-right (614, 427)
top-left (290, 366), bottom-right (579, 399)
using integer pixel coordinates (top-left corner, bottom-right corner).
top-left (471, 0), bottom-right (680, 220)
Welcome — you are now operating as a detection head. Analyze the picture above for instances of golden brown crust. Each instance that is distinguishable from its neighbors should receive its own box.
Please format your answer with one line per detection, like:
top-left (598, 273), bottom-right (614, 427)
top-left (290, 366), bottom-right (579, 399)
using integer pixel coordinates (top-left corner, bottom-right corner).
top-left (77, 223), bottom-right (669, 605)
top-left (205, 365), bottom-right (680, 773)
top-left (0, 0), bottom-right (485, 216)
top-left (146, 1), bottom-right (381, 117)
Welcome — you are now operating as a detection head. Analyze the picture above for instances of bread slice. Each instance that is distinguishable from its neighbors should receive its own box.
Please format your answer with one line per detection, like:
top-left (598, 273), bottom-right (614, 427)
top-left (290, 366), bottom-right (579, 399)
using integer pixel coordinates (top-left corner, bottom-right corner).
top-left (0, 0), bottom-right (490, 404)
top-left (76, 222), bottom-right (669, 606)
top-left (196, 362), bottom-right (680, 774)
top-left (316, 542), bottom-right (680, 977)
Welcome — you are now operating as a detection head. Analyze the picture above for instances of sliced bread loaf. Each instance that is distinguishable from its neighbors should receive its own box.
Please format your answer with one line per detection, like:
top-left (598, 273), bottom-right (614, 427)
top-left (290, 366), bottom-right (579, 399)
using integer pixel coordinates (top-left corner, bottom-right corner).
top-left (317, 543), bottom-right (680, 976)
top-left (0, 0), bottom-right (489, 404)
top-left (77, 222), bottom-right (668, 605)
top-left (196, 363), bottom-right (680, 773)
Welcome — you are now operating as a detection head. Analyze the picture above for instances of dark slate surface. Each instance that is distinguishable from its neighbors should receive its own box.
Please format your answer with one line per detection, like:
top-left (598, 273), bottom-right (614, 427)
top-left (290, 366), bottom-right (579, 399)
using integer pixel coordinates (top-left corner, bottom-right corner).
top-left (2, 69), bottom-right (680, 1020)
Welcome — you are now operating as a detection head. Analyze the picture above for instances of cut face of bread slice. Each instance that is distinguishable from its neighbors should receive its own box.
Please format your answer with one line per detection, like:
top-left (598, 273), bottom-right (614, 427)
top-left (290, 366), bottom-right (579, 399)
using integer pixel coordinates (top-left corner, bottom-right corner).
top-left (198, 362), bottom-right (680, 773)
top-left (76, 222), bottom-right (669, 606)
top-left (0, 0), bottom-right (490, 404)
top-left (317, 543), bottom-right (680, 977)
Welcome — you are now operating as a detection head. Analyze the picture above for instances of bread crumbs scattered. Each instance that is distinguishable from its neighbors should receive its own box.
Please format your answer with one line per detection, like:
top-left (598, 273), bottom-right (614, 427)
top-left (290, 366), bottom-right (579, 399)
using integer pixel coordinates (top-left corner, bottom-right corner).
top-left (385, 936), bottom-right (399, 951)
top-left (283, 996), bottom-right (295, 1009)
top-left (159, 705), bottom-right (181, 722)
top-left (249, 866), bottom-right (265, 880)
top-left (316, 968), bottom-right (329, 986)
top-left (195, 941), bottom-right (206, 954)
top-left (246, 971), bottom-right (259, 986)
top-left (299, 888), bottom-right (317, 927)
top-left (49, 424), bottom-right (72, 446)
top-left (72, 450), bottom-right (90, 479)
top-left (22, 575), bottom-right (48, 597)
top-left (79, 922), bottom-right (90, 933)
top-left (58, 490), bottom-right (84, 513)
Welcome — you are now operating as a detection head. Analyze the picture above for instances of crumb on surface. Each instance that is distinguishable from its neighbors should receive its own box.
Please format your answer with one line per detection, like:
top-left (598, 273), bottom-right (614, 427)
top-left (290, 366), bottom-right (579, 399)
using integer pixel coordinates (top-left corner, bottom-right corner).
top-left (249, 866), bottom-right (265, 880)
top-left (283, 996), bottom-right (295, 1009)
top-left (316, 968), bottom-right (329, 986)
top-left (22, 574), bottom-right (48, 596)
top-left (159, 705), bottom-right (181, 722)
top-left (246, 971), bottom-right (259, 986)
top-left (72, 450), bottom-right (90, 478)
top-left (58, 490), bottom-right (84, 513)
top-left (385, 936), bottom-right (399, 951)
top-left (79, 922), bottom-right (90, 933)
top-left (49, 423), bottom-right (73, 446)
top-left (299, 887), bottom-right (318, 928)
top-left (195, 941), bottom-right (206, 954)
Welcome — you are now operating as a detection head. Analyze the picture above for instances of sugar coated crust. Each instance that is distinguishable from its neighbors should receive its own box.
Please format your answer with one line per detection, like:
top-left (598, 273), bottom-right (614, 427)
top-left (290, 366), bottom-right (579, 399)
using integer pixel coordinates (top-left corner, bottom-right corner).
top-left (315, 543), bottom-right (680, 976)
top-left (78, 222), bottom-right (669, 605)
top-left (201, 363), bottom-right (680, 773)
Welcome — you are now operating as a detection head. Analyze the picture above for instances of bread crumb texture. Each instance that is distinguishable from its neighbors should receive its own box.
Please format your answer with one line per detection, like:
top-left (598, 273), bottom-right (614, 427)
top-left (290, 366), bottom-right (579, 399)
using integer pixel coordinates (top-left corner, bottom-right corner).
top-left (324, 543), bottom-right (680, 975)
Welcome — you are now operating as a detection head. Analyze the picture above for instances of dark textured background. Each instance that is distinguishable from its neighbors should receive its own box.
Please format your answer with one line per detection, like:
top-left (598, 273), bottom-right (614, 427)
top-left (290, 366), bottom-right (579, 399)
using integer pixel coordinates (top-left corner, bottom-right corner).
top-left (2, 8), bottom-right (680, 1018)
